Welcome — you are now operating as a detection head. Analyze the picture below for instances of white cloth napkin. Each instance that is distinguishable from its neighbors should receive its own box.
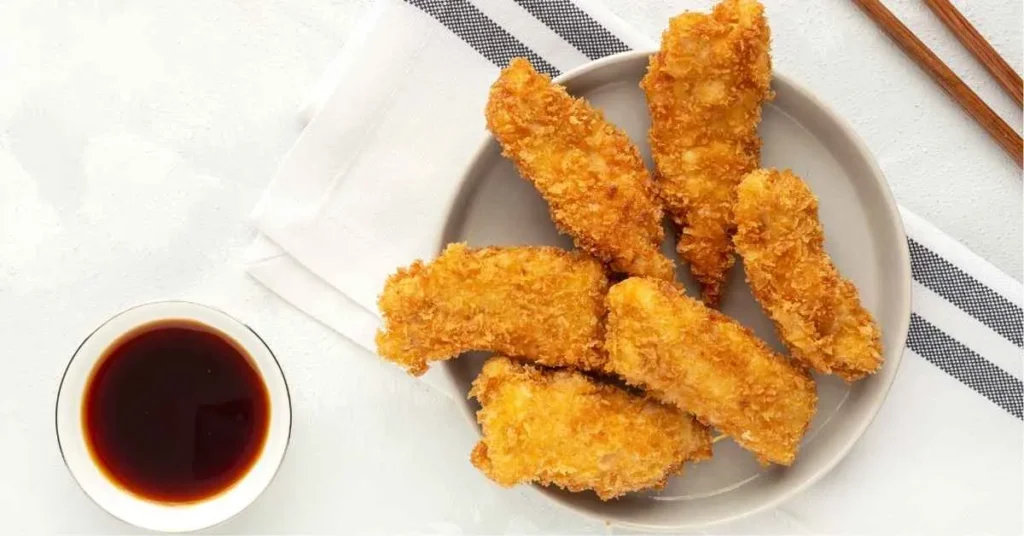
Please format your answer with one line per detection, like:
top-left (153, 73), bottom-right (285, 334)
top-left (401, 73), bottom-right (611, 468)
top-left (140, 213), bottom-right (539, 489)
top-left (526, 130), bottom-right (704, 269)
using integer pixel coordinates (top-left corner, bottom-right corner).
top-left (245, 0), bottom-right (1024, 532)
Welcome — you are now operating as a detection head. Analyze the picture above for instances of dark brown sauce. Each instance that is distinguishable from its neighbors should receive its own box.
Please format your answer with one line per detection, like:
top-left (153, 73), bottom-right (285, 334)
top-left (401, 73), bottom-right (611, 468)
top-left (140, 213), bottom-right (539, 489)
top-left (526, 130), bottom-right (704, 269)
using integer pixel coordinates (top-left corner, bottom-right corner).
top-left (83, 320), bottom-right (270, 503)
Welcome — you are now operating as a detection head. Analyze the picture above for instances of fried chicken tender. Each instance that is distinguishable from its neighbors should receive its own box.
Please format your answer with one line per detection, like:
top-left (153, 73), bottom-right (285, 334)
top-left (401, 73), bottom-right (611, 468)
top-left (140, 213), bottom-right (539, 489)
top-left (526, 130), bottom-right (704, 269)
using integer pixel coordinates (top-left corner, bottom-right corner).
top-left (470, 356), bottom-right (712, 500)
top-left (486, 58), bottom-right (675, 281)
top-left (734, 169), bottom-right (883, 382)
top-left (604, 277), bottom-right (816, 465)
top-left (375, 243), bottom-right (608, 375)
top-left (640, 0), bottom-right (772, 306)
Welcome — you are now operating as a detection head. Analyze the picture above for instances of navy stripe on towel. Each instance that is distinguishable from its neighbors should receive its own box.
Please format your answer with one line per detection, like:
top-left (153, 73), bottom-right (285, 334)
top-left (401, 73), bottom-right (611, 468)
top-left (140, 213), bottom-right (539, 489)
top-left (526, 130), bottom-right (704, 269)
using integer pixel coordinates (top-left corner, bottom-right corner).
top-left (908, 313), bottom-right (1023, 419)
top-left (908, 239), bottom-right (1022, 347)
top-left (403, 0), bottom-right (560, 76)
top-left (514, 0), bottom-right (631, 59)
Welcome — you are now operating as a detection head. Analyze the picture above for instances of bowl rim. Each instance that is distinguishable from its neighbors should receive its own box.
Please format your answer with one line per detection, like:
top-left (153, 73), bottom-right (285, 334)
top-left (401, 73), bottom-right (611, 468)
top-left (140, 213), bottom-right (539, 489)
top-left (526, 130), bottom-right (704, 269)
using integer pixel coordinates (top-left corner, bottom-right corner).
top-left (437, 49), bottom-right (912, 531)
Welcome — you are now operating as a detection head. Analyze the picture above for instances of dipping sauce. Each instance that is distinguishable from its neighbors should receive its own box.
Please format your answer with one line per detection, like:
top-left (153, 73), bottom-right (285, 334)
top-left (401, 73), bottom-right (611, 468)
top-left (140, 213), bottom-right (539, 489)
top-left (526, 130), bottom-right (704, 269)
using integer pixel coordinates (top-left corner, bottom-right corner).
top-left (82, 320), bottom-right (270, 503)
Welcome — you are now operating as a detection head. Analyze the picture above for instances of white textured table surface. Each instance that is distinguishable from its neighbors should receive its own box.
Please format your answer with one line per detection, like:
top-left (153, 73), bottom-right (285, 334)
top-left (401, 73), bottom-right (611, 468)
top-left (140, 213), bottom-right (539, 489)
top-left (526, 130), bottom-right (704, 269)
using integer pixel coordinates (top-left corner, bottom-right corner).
top-left (0, 1), bottom-right (1020, 533)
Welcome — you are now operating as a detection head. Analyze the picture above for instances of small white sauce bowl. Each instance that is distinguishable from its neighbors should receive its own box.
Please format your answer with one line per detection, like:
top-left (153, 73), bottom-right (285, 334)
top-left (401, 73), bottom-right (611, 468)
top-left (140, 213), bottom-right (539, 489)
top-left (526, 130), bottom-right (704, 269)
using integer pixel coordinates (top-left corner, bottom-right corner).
top-left (55, 301), bottom-right (292, 533)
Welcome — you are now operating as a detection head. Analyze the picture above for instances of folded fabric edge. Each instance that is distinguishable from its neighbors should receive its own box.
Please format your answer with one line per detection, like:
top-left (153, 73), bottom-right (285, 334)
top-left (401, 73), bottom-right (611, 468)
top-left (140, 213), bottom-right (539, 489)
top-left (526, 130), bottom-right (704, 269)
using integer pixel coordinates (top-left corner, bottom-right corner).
top-left (243, 235), bottom-right (380, 348)
top-left (900, 206), bottom-right (1022, 302)
top-left (298, 0), bottom-right (390, 126)
top-left (243, 234), bottom-right (463, 400)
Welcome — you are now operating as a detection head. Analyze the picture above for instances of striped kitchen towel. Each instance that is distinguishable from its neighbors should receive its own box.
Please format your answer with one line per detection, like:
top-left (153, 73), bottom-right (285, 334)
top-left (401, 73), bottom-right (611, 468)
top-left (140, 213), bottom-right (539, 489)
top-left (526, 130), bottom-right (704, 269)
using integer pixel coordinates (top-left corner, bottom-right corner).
top-left (244, 0), bottom-right (1023, 533)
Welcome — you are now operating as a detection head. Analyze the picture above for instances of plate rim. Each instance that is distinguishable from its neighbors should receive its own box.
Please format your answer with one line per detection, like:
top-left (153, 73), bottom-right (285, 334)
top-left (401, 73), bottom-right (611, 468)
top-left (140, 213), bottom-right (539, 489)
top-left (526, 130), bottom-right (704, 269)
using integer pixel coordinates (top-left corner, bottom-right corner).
top-left (437, 49), bottom-right (912, 530)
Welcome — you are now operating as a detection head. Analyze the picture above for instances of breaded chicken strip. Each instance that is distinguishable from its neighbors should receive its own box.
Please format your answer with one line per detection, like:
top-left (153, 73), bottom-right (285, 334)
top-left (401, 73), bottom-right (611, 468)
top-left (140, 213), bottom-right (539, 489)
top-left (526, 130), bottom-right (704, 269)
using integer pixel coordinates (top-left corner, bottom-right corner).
top-left (640, 0), bottom-right (772, 306)
top-left (486, 58), bottom-right (675, 281)
top-left (376, 243), bottom-right (608, 375)
top-left (604, 277), bottom-right (816, 465)
top-left (470, 356), bottom-right (712, 500)
top-left (734, 169), bottom-right (883, 382)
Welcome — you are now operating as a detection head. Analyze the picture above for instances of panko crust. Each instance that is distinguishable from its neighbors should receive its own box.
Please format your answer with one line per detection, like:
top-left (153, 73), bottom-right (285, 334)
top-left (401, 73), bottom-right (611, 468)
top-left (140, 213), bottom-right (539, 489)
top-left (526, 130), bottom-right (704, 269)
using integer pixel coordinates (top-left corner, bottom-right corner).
top-left (604, 277), bottom-right (816, 465)
top-left (486, 58), bottom-right (675, 281)
top-left (640, 0), bottom-right (772, 306)
top-left (470, 356), bottom-right (712, 500)
top-left (733, 169), bottom-right (883, 382)
top-left (375, 243), bottom-right (609, 375)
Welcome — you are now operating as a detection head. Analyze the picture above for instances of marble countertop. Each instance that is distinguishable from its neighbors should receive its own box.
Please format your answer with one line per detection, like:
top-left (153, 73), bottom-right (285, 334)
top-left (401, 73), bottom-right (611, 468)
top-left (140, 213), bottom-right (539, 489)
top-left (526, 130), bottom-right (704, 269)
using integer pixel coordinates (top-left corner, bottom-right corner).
top-left (0, 0), bottom-right (1019, 533)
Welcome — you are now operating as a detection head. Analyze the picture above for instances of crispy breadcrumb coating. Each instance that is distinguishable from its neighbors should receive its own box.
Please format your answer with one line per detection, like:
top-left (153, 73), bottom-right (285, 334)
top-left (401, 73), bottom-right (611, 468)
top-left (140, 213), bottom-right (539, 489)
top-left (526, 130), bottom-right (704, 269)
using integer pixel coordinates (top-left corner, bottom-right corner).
top-left (604, 277), bottom-right (816, 465)
top-left (470, 356), bottom-right (712, 500)
top-left (486, 58), bottom-right (675, 281)
top-left (640, 0), bottom-right (772, 306)
top-left (375, 244), bottom-right (608, 375)
top-left (734, 169), bottom-right (883, 382)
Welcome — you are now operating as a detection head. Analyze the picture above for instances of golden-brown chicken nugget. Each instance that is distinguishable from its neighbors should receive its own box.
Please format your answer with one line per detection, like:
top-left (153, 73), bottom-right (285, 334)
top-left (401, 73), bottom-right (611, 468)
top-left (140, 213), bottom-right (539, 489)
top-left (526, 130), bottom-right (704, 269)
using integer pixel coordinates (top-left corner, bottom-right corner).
top-left (376, 244), bottom-right (608, 375)
top-left (486, 58), bottom-right (675, 281)
top-left (734, 169), bottom-right (883, 381)
top-left (604, 277), bottom-right (816, 465)
top-left (470, 356), bottom-right (712, 500)
top-left (641, 0), bottom-right (772, 305)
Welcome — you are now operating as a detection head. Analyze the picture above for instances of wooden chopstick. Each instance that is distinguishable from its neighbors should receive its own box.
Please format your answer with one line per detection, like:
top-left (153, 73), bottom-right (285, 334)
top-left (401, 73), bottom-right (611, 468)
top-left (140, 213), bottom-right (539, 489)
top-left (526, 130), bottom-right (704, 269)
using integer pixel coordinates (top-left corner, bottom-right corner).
top-left (924, 0), bottom-right (1023, 107)
top-left (852, 0), bottom-right (1023, 167)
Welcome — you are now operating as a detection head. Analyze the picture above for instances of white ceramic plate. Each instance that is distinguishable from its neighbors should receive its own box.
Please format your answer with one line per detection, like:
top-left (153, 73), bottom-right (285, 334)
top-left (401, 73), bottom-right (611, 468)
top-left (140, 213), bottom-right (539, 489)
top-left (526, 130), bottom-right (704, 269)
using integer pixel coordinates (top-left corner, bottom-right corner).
top-left (439, 51), bottom-right (911, 530)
